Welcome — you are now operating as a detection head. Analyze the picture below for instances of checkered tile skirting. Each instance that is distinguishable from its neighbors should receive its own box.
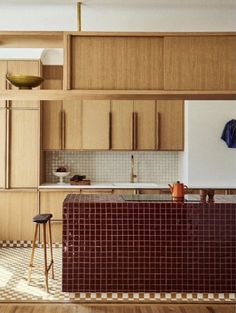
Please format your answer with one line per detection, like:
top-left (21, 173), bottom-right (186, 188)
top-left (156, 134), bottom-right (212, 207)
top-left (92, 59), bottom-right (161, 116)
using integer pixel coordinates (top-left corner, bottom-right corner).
top-left (0, 246), bottom-right (235, 302)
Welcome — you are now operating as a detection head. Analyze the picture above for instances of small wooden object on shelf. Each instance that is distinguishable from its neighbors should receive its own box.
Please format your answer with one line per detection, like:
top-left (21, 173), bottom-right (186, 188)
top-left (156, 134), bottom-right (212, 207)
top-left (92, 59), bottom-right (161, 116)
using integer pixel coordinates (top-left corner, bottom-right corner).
top-left (70, 179), bottom-right (91, 185)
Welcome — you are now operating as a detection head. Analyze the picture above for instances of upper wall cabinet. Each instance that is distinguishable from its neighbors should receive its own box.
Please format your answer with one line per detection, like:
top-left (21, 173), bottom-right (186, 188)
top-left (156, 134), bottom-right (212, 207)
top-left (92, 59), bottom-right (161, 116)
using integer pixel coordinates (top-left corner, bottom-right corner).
top-left (164, 36), bottom-right (236, 90)
top-left (156, 100), bottom-right (184, 150)
top-left (71, 36), bottom-right (164, 90)
top-left (82, 100), bottom-right (110, 150)
top-left (65, 33), bottom-right (236, 91)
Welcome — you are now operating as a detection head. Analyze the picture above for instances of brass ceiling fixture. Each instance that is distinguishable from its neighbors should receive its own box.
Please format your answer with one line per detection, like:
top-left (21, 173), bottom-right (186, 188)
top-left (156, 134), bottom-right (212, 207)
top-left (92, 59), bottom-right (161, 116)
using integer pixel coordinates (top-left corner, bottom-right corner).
top-left (77, 1), bottom-right (82, 31)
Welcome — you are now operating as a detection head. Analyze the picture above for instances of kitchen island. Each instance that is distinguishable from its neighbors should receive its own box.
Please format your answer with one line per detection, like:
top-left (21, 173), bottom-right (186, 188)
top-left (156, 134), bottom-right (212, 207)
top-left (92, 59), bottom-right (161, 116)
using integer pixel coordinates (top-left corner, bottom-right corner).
top-left (62, 194), bottom-right (236, 293)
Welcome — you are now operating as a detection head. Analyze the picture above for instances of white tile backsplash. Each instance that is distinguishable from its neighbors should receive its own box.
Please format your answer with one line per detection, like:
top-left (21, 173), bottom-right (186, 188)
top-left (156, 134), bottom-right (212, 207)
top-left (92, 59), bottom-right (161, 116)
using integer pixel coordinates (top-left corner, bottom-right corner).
top-left (45, 151), bottom-right (179, 183)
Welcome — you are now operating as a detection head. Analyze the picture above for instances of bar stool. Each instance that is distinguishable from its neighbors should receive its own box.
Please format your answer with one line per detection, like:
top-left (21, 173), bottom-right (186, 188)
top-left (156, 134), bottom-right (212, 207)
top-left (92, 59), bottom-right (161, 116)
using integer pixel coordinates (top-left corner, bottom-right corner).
top-left (28, 213), bottom-right (54, 293)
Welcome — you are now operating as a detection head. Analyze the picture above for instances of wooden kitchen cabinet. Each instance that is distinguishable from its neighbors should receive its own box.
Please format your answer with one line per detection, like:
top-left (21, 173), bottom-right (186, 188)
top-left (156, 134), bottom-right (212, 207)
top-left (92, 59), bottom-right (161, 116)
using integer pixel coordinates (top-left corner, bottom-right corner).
top-left (9, 108), bottom-right (39, 188)
top-left (156, 100), bottom-right (184, 150)
top-left (40, 190), bottom-right (80, 242)
top-left (80, 189), bottom-right (113, 194)
top-left (133, 100), bottom-right (156, 150)
top-left (42, 100), bottom-right (82, 150)
top-left (71, 36), bottom-right (164, 90)
top-left (111, 100), bottom-right (133, 150)
top-left (0, 190), bottom-right (38, 241)
top-left (82, 100), bottom-right (110, 150)
top-left (164, 36), bottom-right (236, 90)
top-left (63, 100), bottom-right (82, 150)
top-left (42, 101), bottom-right (62, 150)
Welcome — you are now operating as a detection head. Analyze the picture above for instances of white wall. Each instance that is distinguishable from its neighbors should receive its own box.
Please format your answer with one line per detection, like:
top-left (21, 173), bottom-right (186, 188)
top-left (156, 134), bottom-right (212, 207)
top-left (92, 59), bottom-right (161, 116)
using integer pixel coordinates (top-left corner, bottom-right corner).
top-left (183, 101), bottom-right (236, 187)
top-left (0, 0), bottom-right (235, 32)
top-left (0, 0), bottom-right (236, 62)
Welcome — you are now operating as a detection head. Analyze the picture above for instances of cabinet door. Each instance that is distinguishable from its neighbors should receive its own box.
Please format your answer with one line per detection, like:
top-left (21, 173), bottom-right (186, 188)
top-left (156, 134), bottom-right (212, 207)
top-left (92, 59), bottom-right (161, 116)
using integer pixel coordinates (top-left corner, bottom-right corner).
top-left (42, 101), bottom-right (62, 150)
top-left (7, 60), bottom-right (41, 108)
top-left (0, 109), bottom-right (6, 188)
top-left (133, 100), bottom-right (156, 150)
top-left (164, 36), bottom-right (236, 90)
top-left (82, 100), bottom-right (110, 150)
top-left (63, 100), bottom-right (82, 150)
top-left (40, 190), bottom-right (80, 243)
top-left (0, 61), bottom-right (7, 108)
top-left (42, 65), bottom-right (63, 150)
top-left (156, 100), bottom-right (184, 151)
top-left (0, 191), bottom-right (38, 241)
top-left (71, 36), bottom-right (163, 90)
top-left (111, 100), bottom-right (133, 150)
top-left (9, 109), bottom-right (39, 188)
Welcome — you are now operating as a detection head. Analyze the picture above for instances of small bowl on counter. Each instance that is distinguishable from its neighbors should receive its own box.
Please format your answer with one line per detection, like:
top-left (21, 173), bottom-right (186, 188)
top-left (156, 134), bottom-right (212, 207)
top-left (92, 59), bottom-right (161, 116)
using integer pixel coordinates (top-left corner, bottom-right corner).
top-left (53, 171), bottom-right (70, 185)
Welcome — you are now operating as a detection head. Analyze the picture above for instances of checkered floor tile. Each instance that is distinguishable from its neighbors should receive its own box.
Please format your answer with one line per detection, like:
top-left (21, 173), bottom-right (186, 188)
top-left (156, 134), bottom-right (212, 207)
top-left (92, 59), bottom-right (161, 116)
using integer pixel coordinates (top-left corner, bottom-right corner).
top-left (0, 247), bottom-right (235, 302)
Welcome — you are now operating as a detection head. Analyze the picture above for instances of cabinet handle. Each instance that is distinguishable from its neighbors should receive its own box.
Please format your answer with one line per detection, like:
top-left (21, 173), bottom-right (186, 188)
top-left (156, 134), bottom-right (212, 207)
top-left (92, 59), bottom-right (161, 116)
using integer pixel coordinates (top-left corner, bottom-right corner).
top-left (109, 112), bottom-right (112, 150)
top-left (156, 112), bottom-right (160, 150)
top-left (133, 112), bottom-right (138, 150)
top-left (6, 109), bottom-right (10, 188)
top-left (59, 110), bottom-right (62, 149)
top-left (131, 112), bottom-right (134, 150)
top-left (62, 110), bottom-right (66, 150)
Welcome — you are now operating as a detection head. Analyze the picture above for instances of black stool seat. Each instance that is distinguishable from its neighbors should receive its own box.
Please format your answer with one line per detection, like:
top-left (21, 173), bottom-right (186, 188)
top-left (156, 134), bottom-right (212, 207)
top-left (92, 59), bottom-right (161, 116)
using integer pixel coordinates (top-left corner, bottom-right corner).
top-left (33, 214), bottom-right (53, 224)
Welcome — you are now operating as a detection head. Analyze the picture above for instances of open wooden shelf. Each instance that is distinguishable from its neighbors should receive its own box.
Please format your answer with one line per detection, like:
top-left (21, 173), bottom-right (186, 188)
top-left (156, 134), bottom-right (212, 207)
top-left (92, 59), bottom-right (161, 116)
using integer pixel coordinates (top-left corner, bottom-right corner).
top-left (0, 31), bottom-right (64, 48)
top-left (0, 89), bottom-right (235, 101)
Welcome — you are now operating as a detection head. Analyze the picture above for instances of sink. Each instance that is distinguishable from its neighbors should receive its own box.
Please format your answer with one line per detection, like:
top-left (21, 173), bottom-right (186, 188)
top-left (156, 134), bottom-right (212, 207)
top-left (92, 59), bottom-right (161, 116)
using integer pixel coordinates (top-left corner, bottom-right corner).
top-left (112, 183), bottom-right (158, 188)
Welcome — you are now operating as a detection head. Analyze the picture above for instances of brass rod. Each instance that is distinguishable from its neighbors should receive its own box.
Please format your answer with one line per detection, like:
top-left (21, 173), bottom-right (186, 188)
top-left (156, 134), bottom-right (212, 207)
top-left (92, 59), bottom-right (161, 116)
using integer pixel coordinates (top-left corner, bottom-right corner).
top-left (77, 2), bottom-right (82, 32)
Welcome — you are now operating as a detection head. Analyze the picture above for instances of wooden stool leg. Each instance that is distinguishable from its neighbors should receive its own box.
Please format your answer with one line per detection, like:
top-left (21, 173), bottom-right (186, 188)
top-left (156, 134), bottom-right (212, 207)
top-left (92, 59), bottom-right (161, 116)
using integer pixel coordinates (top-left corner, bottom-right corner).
top-left (28, 224), bottom-right (38, 284)
top-left (43, 223), bottom-right (49, 293)
top-left (48, 220), bottom-right (54, 279)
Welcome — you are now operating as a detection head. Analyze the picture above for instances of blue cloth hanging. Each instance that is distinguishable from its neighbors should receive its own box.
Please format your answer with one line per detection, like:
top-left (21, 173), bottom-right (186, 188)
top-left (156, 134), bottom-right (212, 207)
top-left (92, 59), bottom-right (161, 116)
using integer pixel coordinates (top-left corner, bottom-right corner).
top-left (221, 119), bottom-right (236, 148)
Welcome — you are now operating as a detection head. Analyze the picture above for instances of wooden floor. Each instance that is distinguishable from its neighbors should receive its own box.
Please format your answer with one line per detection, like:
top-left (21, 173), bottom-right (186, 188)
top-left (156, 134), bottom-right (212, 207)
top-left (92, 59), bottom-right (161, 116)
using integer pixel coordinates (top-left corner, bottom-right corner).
top-left (0, 304), bottom-right (235, 313)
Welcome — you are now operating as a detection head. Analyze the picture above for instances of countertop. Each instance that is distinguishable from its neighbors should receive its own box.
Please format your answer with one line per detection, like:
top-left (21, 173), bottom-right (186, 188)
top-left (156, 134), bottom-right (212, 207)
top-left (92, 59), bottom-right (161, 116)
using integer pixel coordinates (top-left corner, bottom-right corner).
top-left (39, 182), bottom-right (236, 190)
top-left (63, 193), bottom-right (236, 204)
top-left (39, 182), bottom-right (169, 189)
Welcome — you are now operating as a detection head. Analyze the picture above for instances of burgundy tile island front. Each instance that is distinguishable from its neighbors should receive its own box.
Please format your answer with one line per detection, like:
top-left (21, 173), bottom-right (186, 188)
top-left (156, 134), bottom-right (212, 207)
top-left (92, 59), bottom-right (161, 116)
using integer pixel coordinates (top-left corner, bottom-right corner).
top-left (62, 194), bottom-right (236, 293)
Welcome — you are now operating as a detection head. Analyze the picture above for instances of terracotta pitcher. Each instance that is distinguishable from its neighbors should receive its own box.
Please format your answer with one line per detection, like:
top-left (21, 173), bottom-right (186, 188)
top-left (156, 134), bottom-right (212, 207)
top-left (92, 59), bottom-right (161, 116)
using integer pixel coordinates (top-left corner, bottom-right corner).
top-left (168, 181), bottom-right (188, 199)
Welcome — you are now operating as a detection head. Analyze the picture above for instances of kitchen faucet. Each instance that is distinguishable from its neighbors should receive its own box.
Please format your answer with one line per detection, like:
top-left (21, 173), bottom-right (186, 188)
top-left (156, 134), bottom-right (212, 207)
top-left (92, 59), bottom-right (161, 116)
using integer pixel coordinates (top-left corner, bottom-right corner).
top-left (130, 154), bottom-right (137, 183)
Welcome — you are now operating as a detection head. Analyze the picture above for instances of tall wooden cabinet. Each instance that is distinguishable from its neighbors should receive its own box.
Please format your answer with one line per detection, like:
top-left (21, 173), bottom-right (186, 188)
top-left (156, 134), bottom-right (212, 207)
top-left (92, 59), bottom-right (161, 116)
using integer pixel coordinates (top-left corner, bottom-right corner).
top-left (0, 60), bottom-right (40, 241)
top-left (9, 109), bottom-right (39, 188)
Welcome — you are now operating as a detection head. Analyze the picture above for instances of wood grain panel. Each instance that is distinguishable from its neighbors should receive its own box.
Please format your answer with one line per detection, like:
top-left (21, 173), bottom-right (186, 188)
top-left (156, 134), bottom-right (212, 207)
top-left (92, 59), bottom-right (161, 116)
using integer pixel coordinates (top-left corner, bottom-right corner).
top-left (0, 109), bottom-right (6, 188)
top-left (7, 60), bottom-right (41, 108)
top-left (42, 65), bottom-right (63, 150)
top-left (111, 100), bottom-right (133, 150)
top-left (0, 191), bottom-right (38, 241)
top-left (71, 36), bottom-right (163, 90)
top-left (82, 100), bottom-right (110, 150)
top-left (42, 101), bottom-right (62, 150)
top-left (9, 109), bottom-right (39, 188)
top-left (164, 36), bottom-right (236, 90)
top-left (156, 100), bottom-right (184, 150)
top-left (63, 100), bottom-right (82, 150)
top-left (134, 100), bottom-right (156, 150)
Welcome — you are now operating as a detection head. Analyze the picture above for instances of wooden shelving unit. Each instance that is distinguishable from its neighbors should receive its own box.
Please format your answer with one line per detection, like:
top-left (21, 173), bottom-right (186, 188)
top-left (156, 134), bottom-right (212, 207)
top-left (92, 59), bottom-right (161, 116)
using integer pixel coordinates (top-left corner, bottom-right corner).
top-left (0, 89), bottom-right (235, 101)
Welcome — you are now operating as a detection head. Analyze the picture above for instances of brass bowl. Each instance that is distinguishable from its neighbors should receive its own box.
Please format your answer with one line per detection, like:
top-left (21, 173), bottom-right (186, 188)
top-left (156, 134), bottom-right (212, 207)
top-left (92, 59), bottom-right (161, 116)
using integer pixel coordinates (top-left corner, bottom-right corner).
top-left (6, 74), bottom-right (44, 89)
